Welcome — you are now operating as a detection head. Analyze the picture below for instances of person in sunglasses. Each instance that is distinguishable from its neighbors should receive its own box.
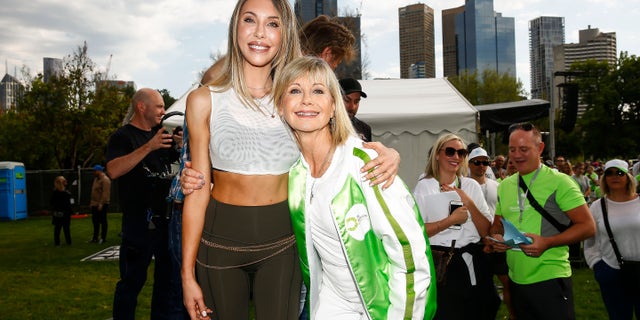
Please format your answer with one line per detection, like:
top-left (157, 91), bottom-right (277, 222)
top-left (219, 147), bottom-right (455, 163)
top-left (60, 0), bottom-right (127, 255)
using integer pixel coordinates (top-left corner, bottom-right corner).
top-left (413, 134), bottom-right (498, 319)
top-left (488, 122), bottom-right (595, 320)
top-left (584, 159), bottom-right (640, 320)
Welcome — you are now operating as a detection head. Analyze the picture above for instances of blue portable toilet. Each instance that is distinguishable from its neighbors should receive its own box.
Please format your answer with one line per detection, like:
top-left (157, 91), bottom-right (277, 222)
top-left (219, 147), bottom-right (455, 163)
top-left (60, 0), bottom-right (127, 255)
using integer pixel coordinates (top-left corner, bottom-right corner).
top-left (0, 161), bottom-right (28, 221)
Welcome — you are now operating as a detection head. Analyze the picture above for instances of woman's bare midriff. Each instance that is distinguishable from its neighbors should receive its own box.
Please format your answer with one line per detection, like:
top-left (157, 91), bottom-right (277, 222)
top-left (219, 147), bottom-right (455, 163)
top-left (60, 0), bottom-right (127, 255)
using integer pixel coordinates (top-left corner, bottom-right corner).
top-left (211, 170), bottom-right (289, 206)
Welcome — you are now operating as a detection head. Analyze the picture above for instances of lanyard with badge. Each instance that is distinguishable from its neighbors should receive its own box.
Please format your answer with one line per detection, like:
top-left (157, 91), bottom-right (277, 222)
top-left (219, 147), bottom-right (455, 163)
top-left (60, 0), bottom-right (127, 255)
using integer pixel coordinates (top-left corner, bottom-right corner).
top-left (517, 166), bottom-right (541, 224)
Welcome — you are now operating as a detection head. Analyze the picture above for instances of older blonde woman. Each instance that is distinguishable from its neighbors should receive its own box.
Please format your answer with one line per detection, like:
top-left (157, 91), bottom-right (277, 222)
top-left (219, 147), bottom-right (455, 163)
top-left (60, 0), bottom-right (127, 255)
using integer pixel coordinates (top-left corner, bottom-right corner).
top-left (274, 56), bottom-right (434, 319)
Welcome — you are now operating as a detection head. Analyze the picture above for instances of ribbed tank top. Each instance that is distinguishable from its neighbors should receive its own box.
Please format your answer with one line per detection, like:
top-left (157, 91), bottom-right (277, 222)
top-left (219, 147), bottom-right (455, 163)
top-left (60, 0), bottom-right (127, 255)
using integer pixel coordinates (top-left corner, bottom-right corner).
top-left (208, 87), bottom-right (299, 175)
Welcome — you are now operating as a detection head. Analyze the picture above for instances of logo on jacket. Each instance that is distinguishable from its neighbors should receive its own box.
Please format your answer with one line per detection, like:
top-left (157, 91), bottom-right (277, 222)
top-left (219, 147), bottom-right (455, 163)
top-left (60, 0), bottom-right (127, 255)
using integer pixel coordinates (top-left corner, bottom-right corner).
top-left (345, 204), bottom-right (371, 241)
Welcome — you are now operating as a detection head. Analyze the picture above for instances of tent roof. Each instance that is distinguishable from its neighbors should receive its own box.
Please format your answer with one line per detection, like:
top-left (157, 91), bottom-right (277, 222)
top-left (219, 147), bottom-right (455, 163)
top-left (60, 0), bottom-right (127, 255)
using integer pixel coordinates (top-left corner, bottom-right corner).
top-left (165, 78), bottom-right (479, 135)
top-left (475, 99), bottom-right (550, 132)
top-left (355, 78), bottom-right (477, 135)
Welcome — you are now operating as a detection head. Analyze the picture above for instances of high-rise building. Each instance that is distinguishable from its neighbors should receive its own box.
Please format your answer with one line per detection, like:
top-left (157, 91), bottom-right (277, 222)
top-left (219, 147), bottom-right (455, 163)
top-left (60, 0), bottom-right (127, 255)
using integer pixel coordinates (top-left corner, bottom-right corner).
top-left (443, 0), bottom-right (516, 78)
top-left (554, 26), bottom-right (617, 72)
top-left (43, 57), bottom-right (63, 82)
top-left (529, 17), bottom-right (565, 99)
top-left (0, 74), bottom-right (24, 113)
top-left (553, 26), bottom-right (617, 118)
top-left (442, 5), bottom-right (465, 77)
top-left (294, 0), bottom-right (338, 24)
top-left (398, 3), bottom-right (435, 79)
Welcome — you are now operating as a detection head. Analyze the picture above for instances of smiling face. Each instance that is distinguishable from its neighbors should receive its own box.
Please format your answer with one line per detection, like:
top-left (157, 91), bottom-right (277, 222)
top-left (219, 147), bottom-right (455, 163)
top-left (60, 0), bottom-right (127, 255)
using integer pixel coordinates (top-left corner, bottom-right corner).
top-left (437, 139), bottom-right (466, 176)
top-left (237, 0), bottom-right (282, 69)
top-left (280, 73), bottom-right (335, 135)
top-left (508, 129), bottom-right (544, 175)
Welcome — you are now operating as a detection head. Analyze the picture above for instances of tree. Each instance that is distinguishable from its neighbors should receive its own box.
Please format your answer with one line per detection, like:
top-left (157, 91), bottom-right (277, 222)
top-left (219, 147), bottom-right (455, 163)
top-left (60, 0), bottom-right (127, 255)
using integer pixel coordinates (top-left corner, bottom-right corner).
top-left (564, 52), bottom-right (640, 160)
top-left (159, 89), bottom-right (177, 108)
top-left (0, 42), bottom-right (170, 170)
top-left (448, 69), bottom-right (525, 105)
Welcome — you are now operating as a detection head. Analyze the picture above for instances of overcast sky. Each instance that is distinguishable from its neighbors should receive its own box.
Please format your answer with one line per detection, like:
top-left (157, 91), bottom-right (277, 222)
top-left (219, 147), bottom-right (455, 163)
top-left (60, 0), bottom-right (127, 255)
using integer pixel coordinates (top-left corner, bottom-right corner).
top-left (2, 0), bottom-right (638, 99)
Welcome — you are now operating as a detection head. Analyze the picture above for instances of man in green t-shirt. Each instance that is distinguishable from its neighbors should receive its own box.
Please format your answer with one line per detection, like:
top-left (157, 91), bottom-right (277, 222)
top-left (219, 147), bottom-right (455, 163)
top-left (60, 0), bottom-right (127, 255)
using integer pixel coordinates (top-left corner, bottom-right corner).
top-left (488, 122), bottom-right (596, 320)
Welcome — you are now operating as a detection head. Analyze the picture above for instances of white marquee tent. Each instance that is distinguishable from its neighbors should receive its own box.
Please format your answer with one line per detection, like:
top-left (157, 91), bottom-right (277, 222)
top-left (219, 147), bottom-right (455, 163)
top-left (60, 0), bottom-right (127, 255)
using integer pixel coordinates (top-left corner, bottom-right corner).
top-left (356, 78), bottom-right (477, 188)
top-left (164, 78), bottom-right (478, 190)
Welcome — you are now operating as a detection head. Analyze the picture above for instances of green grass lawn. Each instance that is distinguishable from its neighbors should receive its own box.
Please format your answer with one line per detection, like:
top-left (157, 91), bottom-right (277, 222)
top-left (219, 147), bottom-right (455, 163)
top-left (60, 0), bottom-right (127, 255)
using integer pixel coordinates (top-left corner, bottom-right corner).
top-left (0, 214), bottom-right (609, 319)
top-left (0, 213), bottom-right (152, 319)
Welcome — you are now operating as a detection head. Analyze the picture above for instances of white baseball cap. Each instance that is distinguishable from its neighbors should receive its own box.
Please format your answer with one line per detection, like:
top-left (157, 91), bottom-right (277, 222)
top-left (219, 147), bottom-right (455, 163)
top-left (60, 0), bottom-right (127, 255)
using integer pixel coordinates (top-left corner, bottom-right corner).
top-left (468, 147), bottom-right (489, 161)
top-left (604, 159), bottom-right (629, 173)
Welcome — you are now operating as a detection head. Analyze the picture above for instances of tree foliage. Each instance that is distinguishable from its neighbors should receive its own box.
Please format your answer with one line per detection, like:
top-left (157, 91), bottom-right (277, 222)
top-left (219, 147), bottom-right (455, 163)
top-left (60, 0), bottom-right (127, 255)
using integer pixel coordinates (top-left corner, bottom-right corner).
top-left (448, 69), bottom-right (525, 105)
top-left (560, 52), bottom-right (640, 160)
top-left (0, 43), bottom-right (170, 169)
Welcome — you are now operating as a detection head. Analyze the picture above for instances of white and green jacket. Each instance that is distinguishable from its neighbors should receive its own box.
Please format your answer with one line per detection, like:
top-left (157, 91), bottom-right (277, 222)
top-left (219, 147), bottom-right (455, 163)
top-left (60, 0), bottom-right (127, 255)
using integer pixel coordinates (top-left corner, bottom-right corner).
top-left (289, 136), bottom-right (437, 319)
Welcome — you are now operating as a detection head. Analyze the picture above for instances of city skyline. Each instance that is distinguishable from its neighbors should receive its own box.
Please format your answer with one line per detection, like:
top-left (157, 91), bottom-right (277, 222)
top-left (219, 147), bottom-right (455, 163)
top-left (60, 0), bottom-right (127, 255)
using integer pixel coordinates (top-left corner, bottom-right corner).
top-left (1, 0), bottom-right (638, 99)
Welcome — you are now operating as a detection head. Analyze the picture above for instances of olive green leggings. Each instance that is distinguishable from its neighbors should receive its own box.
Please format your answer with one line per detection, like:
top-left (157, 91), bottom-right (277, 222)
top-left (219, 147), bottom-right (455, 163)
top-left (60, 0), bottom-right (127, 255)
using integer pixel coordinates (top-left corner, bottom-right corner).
top-left (196, 199), bottom-right (302, 320)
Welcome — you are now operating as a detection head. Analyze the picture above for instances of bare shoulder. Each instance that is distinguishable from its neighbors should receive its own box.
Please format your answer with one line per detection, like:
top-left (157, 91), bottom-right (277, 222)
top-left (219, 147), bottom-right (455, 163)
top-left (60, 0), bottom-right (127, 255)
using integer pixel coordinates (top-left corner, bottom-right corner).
top-left (186, 86), bottom-right (212, 113)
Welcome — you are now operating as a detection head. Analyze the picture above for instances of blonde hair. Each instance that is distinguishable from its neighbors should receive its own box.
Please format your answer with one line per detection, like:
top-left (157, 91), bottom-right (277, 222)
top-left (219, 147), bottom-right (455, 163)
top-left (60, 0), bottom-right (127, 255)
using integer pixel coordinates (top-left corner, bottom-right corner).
top-left (53, 176), bottom-right (66, 191)
top-left (273, 56), bottom-right (354, 146)
top-left (207, 0), bottom-right (302, 112)
top-left (600, 163), bottom-right (637, 197)
top-left (423, 133), bottom-right (468, 181)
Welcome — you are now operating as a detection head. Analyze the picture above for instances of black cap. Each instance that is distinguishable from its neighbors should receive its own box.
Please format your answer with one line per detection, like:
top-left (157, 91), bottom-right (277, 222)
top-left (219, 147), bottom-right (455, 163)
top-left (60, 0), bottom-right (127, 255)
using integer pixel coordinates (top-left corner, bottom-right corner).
top-left (339, 78), bottom-right (367, 98)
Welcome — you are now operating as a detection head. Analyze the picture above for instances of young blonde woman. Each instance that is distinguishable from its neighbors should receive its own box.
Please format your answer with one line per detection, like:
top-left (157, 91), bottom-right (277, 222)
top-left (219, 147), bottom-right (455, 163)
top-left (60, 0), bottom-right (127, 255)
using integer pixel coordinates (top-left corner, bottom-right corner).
top-left (181, 1), bottom-right (398, 319)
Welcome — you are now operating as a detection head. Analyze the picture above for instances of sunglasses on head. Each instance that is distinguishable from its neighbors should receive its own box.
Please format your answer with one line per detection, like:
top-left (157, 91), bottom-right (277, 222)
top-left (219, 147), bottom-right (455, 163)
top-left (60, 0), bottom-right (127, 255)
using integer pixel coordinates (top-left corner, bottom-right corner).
top-left (441, 147), bottom-right (468, 158)
top-left (508, 122), bottom-right (535, 134)
top-left (470, 160), bottom-right (490, 166)
top-left (604, 169), bottom-right (626, 177)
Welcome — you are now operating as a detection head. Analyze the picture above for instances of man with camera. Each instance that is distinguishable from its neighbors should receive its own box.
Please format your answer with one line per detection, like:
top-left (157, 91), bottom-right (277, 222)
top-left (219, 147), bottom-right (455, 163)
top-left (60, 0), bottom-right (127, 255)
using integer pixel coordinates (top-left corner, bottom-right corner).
top-left (106, 88), bottom-right (182, 319)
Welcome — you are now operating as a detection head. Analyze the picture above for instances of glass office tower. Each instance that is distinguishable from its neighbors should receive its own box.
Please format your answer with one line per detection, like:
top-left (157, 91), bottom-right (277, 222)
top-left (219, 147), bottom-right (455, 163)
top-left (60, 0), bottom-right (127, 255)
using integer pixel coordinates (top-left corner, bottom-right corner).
top-left (452, 0), bottom-right (516, 78)
top-left (529, 17), bottom-right (565, 99)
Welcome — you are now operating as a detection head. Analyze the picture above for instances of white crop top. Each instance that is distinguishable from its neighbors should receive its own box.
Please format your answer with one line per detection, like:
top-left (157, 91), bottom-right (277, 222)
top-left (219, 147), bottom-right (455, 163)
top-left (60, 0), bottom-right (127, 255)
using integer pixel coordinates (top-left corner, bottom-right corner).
top-left (208, 87), bottom-right (299, 175)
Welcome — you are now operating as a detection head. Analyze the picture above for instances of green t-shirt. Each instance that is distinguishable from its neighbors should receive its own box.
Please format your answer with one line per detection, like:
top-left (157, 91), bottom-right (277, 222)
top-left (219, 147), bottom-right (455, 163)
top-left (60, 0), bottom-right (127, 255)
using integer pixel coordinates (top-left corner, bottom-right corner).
top-left (496, 165), bottom-right (586, 284)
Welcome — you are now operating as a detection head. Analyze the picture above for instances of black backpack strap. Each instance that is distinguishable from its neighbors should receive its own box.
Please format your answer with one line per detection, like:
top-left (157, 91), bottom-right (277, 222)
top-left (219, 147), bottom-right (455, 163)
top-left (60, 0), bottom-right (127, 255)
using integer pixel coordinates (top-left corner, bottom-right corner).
top-left (519, 175), bottom-right (569, 232)
top-left (600, 198), bottom-right (624, 265)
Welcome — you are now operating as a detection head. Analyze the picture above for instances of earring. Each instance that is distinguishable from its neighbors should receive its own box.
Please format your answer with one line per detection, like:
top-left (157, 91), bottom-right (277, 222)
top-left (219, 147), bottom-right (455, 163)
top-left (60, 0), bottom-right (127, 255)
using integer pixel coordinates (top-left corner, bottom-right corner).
top-left (329, 117), bottom-right (335, 132)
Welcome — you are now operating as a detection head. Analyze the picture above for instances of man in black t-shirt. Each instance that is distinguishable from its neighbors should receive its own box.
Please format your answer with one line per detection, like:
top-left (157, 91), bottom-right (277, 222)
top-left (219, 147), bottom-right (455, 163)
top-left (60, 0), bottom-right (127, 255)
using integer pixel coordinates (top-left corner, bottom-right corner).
top-left (106, 88), bottom-right (181, 319)
top-left (339, 78), bottom-right (372, 142)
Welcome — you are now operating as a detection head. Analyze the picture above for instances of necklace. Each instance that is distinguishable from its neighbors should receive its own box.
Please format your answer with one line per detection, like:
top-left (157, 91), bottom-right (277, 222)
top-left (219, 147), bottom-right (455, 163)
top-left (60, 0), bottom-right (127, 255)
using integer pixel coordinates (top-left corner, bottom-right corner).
top-left (310, 146), bottom-right (335, 203)
top-left (255, 95), bottom-right (276, 118)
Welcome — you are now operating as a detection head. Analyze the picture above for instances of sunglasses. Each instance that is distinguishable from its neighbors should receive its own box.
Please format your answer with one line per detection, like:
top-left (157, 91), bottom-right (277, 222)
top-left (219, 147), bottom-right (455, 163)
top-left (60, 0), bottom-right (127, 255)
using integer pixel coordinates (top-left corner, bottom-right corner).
top-left (508, 122), bottom-right (535, 134)
top-left (470, 160), bottom-right (490, 166)
top-left (604, 169), bottom-right (626, 177)
top-left (441, 147), bottom-right (468, 158)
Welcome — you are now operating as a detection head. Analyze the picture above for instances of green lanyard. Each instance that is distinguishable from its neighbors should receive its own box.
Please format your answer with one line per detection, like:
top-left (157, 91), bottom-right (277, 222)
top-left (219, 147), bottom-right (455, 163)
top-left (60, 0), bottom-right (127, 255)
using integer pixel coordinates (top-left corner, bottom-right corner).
top-left (517, 166), bottom-right (541, 224)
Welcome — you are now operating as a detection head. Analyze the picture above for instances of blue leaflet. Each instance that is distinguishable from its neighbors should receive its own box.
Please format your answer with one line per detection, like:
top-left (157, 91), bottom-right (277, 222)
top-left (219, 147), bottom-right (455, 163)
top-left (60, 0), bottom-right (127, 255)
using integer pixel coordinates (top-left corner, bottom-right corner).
top-left (500, 217), bottom-right (532, 249)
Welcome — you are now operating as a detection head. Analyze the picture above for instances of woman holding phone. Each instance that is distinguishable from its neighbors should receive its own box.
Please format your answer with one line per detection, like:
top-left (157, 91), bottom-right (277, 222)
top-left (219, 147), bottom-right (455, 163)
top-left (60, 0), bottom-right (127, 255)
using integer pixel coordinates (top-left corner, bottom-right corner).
top-left (413, 134), bottom-right (499, 320)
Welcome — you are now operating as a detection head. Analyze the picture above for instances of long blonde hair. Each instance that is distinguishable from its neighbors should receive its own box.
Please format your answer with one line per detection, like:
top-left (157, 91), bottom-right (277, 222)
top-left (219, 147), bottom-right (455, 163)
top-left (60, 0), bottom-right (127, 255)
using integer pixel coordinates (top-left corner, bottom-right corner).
top-left (273, 56), bottom-right (354, 147)
top-left (423, 133), bottom-right (468, 181)
top-left (206, 0), bottom-right (302, 111)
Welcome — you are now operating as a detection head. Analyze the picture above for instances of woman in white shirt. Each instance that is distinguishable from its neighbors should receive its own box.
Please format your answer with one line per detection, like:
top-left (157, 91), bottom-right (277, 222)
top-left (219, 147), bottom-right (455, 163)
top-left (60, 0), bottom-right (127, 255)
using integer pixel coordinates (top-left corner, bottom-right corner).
top-left (413, 134), bottom-right (499, 320)
top-left (584, 159), bottom-right (640, 320)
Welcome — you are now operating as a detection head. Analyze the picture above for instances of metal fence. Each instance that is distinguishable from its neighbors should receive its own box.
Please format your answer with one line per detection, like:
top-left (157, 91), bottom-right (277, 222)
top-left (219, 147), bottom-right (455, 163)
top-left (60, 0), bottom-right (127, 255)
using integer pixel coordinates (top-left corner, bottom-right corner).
top-left (26, 168), bottom-right (121, 215)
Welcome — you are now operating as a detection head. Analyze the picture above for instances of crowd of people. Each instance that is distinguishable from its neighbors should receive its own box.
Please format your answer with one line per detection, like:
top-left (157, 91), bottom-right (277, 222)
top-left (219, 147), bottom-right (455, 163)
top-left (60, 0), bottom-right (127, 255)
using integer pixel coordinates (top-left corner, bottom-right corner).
top-left (46, 0), bottom-right (639, 319)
